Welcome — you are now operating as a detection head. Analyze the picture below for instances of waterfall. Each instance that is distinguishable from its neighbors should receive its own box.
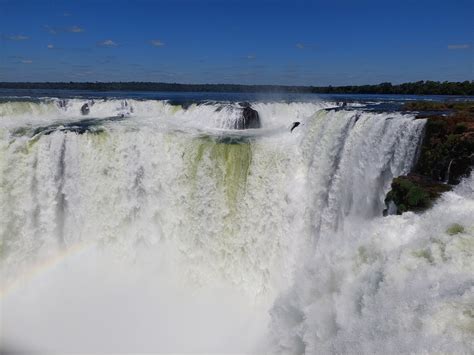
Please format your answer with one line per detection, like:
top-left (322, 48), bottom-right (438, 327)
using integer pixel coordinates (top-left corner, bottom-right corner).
top-left (1, 98), bottom-right (471, 353)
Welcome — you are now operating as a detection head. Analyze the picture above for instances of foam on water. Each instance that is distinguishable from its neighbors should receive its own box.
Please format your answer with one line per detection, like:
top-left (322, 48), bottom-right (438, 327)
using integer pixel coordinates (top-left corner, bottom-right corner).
top-left (269, 176), bottom-right (474, 354)
top-left (0, 98), bottom-right (471, 353)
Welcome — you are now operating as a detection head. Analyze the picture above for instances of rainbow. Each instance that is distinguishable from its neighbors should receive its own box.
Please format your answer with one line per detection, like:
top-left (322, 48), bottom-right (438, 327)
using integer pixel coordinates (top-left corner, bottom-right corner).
top-left (0, 242), bottom-right (93, 298)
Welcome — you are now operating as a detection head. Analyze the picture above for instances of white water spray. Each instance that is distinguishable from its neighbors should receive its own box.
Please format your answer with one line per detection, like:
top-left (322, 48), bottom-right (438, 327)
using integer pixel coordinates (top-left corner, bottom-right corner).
top-left (0, 98), bottom-right (471, 353)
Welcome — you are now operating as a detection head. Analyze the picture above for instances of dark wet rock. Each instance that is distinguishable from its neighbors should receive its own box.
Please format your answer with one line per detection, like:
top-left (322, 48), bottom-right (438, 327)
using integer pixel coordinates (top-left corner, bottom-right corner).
top-left (234, 105), bottom-right (260, 129)
top-left (31, 116), bottom-right (123, 137)
top-left (58, 99), bottom-right (67, 109)
top-left (384, 174), bottom-right (451, 215)
top-left (81, 103), bottom-right (90, 115)
top-left (242, 106), bottom-right (260, 128)
top-left (168, 100), bottom-right (194, 109)
top-left (290, 122), bottom-right (300, 132)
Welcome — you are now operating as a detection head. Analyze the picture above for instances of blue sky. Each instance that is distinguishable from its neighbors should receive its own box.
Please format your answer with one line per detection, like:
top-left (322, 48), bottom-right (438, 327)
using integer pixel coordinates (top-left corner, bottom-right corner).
top-left (0, 0), bottom-right (472, 85)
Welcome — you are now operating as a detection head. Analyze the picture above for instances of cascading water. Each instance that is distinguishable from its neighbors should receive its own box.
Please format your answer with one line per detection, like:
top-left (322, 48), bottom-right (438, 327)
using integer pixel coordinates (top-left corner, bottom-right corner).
top-left (0, 97), bottom-right (472, 353)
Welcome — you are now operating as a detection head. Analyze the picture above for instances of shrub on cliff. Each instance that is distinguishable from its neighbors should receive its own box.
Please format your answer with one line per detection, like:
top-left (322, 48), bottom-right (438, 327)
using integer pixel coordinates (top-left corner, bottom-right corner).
top-left (385, 175), bottom-right (451, 214)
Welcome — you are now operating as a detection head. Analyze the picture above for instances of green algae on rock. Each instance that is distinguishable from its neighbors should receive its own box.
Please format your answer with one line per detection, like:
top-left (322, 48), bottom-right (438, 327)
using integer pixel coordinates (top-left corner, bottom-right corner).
top-left (446, 223), bottom-right (465, 236)
top-left (189, 136), bottom-right (252, 208)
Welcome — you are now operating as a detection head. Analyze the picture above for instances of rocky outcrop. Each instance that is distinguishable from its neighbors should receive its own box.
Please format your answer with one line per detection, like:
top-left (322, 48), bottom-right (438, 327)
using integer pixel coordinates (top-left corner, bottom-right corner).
top-left (384, 101), bottom-right (474, 214)
top-left (384, 174), bottom-right (451, 215)
top-left (412, 103), bottom-right (474, 184)
top-left (81, 103), bottom-right (90, 115)
top-left (234, 103), bottom-right (260, 129)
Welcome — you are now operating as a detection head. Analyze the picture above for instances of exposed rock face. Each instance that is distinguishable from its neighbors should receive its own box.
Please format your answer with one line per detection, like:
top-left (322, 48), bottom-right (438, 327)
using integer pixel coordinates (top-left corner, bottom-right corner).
top-left (234, 103), bottom-right (260, 129)
top-left (241, 106), bottom-right (261, 129)
top-left (81, 103), bottom-right (90, 115)
top-left (384, 101), bottom-right (474, 214)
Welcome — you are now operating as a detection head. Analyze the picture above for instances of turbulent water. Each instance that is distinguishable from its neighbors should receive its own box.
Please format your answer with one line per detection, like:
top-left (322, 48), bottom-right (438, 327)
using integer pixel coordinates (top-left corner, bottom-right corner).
top-left (0, 97), bottom-right (472, 353)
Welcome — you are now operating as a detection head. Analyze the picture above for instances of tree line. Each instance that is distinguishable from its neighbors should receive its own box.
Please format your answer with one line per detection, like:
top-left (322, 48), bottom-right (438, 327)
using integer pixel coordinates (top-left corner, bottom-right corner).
top-left (0, 80), bottom-right (473, 95)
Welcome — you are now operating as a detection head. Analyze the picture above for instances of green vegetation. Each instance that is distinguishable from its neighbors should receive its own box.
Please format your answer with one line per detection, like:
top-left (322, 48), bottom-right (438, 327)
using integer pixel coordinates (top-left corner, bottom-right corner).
top-left (385, 175), bottom-right (450, 214)
top-left (410, 103), bottom-right (474, 184)
top-left (446, 223), bottom-right (465, 235)
top-left (385, 99), bottom-right (474, 214)
top-left (1, 80), bottom-right (473, 95)
top-left (404, 101), bottom-right (474, 111)
top-left (412, 249), bottom-right (434, 263)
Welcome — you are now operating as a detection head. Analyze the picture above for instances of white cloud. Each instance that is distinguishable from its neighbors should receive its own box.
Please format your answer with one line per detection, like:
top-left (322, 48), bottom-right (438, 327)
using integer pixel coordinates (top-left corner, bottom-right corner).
top-left (295, 42), bottom-right (318, 50)
top-left (20, 59), bottom-right (33, 64)
top-left (448, 44), bottom-right (470, 50)
top-left (47, 44), bottom-right (54, 49)
top-left (98, 39), bottom-right (118, 47)
top-left (246, 54), bottom-right (256, 59)
top-left (3, 34), bottom-right (29, 41)
top-left (43, 25), bottom-right (58, 34)
top-left (43, 25), bottom-right (84, 34)
top-left (67, 25), bottom-right (84, 33)
top-left (150, 39), bottom-right (165, 47)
